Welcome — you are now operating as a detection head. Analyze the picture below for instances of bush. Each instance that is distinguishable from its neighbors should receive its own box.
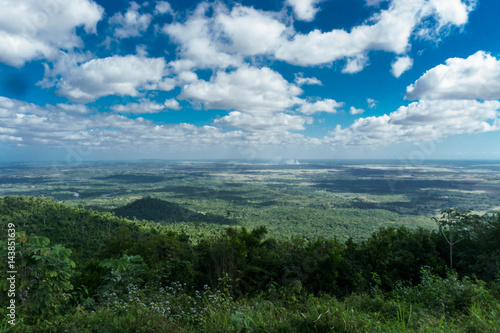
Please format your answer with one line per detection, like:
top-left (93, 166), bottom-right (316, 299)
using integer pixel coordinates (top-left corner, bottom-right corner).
top-left (391, 266), bottom-right (494, 315)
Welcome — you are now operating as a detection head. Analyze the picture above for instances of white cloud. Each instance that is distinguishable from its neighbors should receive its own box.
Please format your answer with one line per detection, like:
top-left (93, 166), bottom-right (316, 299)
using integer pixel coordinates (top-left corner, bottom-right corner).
top-left (294, 74), bottom-right (322, 86)
top-left (0, 96), bottom-right (323, 156)
top-left (214, 111), bottom-right (311, 132)
top-left (163, 3), bottom-right (241, 70)
top-left (160, 0), bottom-right (473, 75)
top-left (155, 1), bottom-right (174, 15)
top-left (0, 96), bottom-right (240, 149)
top-left (164, 98), bottom-right (181, 110)
top-left (111, 98), bottom-right (180, 114)
top-left (349, 106), bottom-right (365, 115)
top-left (298, 99), bottom-right (343, 115)
top-left (180, 66), bottom-right (303, 113)
top-left (54, 103), bottom-right (90, 114)
top-left (43, 55), bottom-right (167, 102)
top-left (109, 1), bottom-right (152, 39)
top-left (287, 0), bottom-right (324, 22)
top-left (328, 99), bottom-right (500, 146)
top-left (391, 55), bottom-right (413, 77)
top-left (163, 4), bottom-right (287, 70)
top-left (428, 0), bottom-right (471, 26)
top-left (367, 98), bottom-right (378, 108)
top-left (178, 71), bottom-right (198, 83)
top-left (144, 77), bottom-right (178, 91)
top-left (275, 0), bottom-right (474, 67)
top-left (216, 5), bottom-right (288, 56)
top-left (0, 0), bottom-right (103, 67)
top-left (342, 55), bottom-right (369, 74)
top-left (135, 44), bottom-right (148, 57)
top-left (176, 63), bottom-right (332, 135)
top-left (406, 51), bottom-right (500, 100)
top-left (365, 0), bottom-right (389, 6)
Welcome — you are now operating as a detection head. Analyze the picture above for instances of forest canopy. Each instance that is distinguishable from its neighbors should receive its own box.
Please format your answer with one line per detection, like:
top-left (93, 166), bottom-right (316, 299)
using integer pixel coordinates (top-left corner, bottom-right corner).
top-left (1, 196), bottom-right (500, 332)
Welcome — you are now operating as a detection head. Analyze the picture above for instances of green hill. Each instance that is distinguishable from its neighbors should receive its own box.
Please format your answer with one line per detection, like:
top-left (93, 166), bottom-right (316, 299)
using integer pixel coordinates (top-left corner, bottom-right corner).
top-left (113, 196), bottom-right (232, 224)
top-left (2, 195), bottom-right (500, 332)
top-left (0, 196), bottom-right (157, 260)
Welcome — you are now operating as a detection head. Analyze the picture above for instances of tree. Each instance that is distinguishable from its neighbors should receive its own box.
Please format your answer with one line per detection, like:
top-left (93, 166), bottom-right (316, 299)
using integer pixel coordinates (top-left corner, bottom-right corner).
top-left (99, 254), bottom-right (146, 297)
top-left (433, 209), bottom-right (479, 269)
top-left (0, 233), bottom-right (76, 319)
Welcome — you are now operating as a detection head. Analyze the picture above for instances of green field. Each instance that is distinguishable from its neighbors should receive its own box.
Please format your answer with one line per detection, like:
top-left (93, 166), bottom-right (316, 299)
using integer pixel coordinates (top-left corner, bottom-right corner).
top-left (1, 160), bottom-right (499, 241)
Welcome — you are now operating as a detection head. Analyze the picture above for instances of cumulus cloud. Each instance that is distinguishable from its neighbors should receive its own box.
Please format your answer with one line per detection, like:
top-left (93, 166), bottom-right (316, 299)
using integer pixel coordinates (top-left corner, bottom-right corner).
top-left (391, 55), bottom-right (413, 77)
top-left (298, 99), bottom-right (343, 115)
top-left (214, 112), bottom-right (312, 132)
top-left (111, 98), bottom-right (180, 114)
top-left (164, 98), bottom-right (181, 110)
top-left (163, 4), bottom-right (287, 70)
top-left (111, 101), bottom-right (158, 114)
top-left (349, 106), bottom-right (365, 115)
top-left (0, 0), bottom-right (486, 157)
top-left (109, 1), bottom-right (152, 39)
top-left (180, 66), bottom-right (302, 113)
top-left (294, 74), bottom-right (322, 86)
top-left (428, 0), bottom-right (471, 26)
top-left (0, 0), bottom-right (103, 67)
top-left (216, 5), bottom-right (288, 56)
top-left (43, 55), bottom-right (167, 102)
top-left (0, 96), bottom-right (322, 155)
top-left (177, 63), bottom-right (327, 135)
top-left (275, 0), bottom-right (474, 67)
top-left (328, 99), bottom-right (500, 146)
top-left (0, 96), bottom-right (239, 149)
top-left (0, 96), bottom-right (89, 144)
top-left (365, 0), bottom-right (389, 6)
top-left (287, 0), bottom-right (324, 21)
top-left (367, 98), bottom-right (378, 108)
top-left (155, 1), bottom-right (174, 15)
top-left (163, 4), bottom-right (241, 70)
top-left (406, 51), bottom-right (500, 100)
top-left (160, 0), bottom-right (473, 76)
top-left (54, 103), bottom-right (90, 114)
top-left (342, 55), bottom-right (369, 74)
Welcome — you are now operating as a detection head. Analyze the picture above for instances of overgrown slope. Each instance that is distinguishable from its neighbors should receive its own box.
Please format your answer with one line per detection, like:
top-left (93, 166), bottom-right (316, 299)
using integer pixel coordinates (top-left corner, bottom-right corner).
top-left (0, 196), bottom-right (156, 260)
top-left (113, 196), bottom-right (232, 224)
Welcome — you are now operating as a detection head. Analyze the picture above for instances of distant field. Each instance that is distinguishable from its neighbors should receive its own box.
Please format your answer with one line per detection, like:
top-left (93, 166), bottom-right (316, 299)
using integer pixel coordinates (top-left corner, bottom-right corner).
top-left (0, 160), bottom-right (499, 241)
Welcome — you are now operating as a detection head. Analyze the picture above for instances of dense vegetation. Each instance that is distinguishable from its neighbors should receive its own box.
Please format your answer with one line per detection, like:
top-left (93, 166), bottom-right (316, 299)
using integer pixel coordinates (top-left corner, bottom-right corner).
top-left (1, 195), bottom-right (500, 332)
top-left (2, 161), bottom-right (499, 242)
top-left (113, 197), bottom-right (232, 225)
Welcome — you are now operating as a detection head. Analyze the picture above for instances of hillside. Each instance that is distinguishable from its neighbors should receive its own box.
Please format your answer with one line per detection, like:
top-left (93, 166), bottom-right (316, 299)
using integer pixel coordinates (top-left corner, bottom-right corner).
top-left (0, 196), bottom-right (160, 261)
top-left (113, 196), bottom-right (232, 224)
top-left (1, 195), bottom-right (500, 332)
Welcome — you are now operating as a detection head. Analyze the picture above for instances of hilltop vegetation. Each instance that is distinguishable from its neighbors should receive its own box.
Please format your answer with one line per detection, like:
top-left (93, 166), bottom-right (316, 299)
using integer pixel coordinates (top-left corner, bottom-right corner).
top-left (0, 196), bottom-right (159, 262)
top-left (113, 197), bottom-right (232, 225)
top-left (2, 161), bottom-right (499, 243)
top-left (1, 195), bottom-right (500, 332)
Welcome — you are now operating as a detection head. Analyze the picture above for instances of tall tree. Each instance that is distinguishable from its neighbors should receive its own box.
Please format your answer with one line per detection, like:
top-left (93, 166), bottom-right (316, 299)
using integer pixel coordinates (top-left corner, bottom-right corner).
top-left (433, 209), bottom-right (479, 269)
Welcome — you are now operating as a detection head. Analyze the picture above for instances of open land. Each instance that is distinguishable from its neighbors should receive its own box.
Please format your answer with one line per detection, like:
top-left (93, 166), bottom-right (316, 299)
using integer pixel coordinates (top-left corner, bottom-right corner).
top-left (1, 159), bottom-right (499, 241)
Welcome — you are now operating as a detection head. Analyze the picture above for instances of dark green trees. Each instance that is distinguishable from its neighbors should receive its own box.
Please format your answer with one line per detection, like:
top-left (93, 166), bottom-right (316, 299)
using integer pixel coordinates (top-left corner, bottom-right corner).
top-left (0, 233), bottom-right (76, 319)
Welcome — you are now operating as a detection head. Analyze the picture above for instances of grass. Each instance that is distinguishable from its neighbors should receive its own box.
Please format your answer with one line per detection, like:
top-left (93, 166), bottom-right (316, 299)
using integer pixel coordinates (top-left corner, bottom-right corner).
top-left (5, 282), bottom-right (500, 333)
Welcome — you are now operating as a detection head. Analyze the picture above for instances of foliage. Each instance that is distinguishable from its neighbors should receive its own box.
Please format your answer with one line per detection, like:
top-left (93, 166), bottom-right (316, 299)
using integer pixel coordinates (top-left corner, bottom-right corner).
top-left (113, 197), bottom-right (231, 224)
top-left (391, 266), bottom-right (494, 316)
top-left (0, 196), bottom-right (150, 262)
top-left (337, 226), bottom-right (446, 293)
top-left (433, 208), bottom-right (484, 269)
top-left (99, 254), bottom-right (147, 297)
top-left (1, 196), bottom-right (500, 332)
top-left (0, 233), bottom-right (76, 321)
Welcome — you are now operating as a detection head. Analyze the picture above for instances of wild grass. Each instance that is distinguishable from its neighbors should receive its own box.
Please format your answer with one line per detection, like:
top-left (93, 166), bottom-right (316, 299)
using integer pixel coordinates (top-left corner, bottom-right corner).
top-left (6, 277), bottom-right (500, 333)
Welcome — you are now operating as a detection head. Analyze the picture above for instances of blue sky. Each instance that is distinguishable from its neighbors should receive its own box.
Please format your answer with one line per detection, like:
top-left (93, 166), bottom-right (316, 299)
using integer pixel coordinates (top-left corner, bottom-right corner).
top-left (1, 0), bottom-right (500, 162)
